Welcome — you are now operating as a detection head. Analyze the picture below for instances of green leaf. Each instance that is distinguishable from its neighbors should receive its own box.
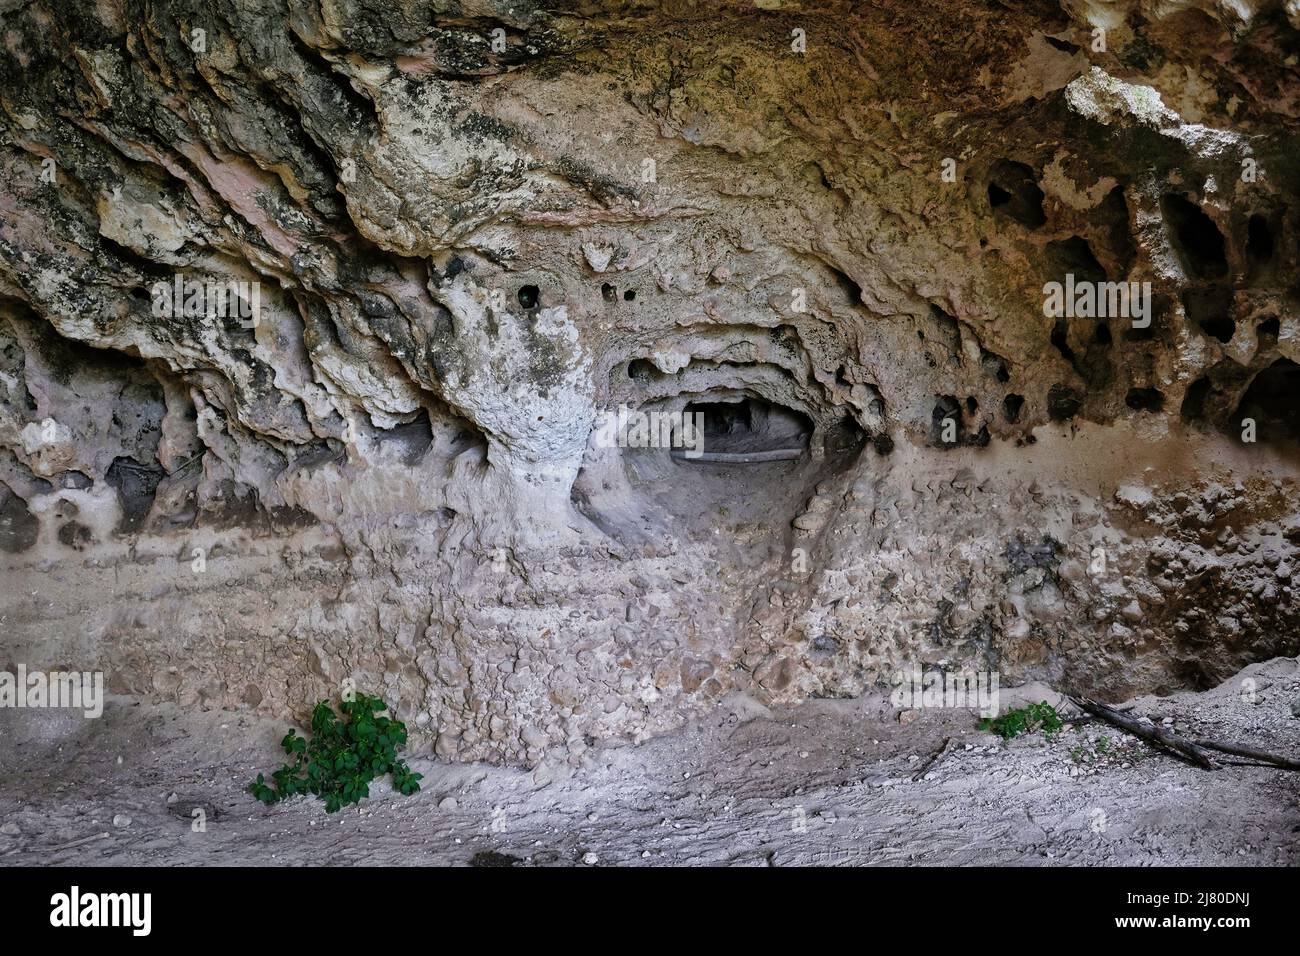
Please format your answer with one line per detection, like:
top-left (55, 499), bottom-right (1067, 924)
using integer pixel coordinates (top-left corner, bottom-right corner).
top-left (248, 691), bottom-right (419, 814)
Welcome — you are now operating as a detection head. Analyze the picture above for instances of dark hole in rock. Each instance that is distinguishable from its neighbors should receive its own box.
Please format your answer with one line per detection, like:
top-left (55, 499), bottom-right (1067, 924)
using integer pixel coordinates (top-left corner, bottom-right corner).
top-left (965, 396), bottom-right (978, 413)
top-left (106, 456), bottom-right (166, 534)
top-left (986, 160), bottom-right (1046, 228)
top-left (623, 289), bottom-right (636, 302)
top-left (1257, 316), bottom-right (1280, 345)
top-left (1125, 387), bottom-right (1165, 412)
top-left (1100, 184), bottom-right (1137, 276)
top-left (517, 285), bottom-right (539, 309)
top-left (376, 408), bottom-right (434, 465)
top-left (931, 395), bottom-right (963, 446)
top-left (1122, 292), bottom-right (1170, 342)
top-left (1044, 35), bottom-right (1081, 53)
top-left (627, 358), bottom-right (657, 381)
top-left (1047, 384), bottom-right (1082, 421)
top-left (0, 483), bottom-right (38, 553)
top-left (682, 398), bottom-right (812, 458)
top-left (1247, 213), bottom-right (1274, 268)
top-left (1094, 322), bottom-right (1112, 345)
top-left (825, 411), bottom-right (871, 459)
top-left (1050, 318), bottom-right (1075, 362)
top-left (1003, 393), bottom-right (1025, 423)
top-left (1046, 235), bottom-right (1106, 283)
top-left (57, 520), bottom-right (93, 550)
top-left (1181, 377), bottom-right (1211, 421)
top-left (1161, 194), bottom-right (1228, 280)
top-left (601, 282), bottom-right (617, 302)
top-left (1183, 286), bottom-right (1235, 343)
top-left (55, 470), bottom-right (93, 490)
top-left (1235, 358), bottom-right (1300, 443)
top-left (928, 305), bottom-right (961, 361)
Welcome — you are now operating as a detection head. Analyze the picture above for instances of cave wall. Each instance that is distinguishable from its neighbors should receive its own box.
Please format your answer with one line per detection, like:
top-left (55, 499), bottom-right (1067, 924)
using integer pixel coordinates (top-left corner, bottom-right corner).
top-left (2, 0), bottom-right (1299, 764)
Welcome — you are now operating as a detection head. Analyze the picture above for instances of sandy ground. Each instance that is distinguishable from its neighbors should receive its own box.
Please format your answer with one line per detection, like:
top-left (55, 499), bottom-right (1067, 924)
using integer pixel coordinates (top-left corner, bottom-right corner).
top-left (2, 657), bottom-right (1298, 867)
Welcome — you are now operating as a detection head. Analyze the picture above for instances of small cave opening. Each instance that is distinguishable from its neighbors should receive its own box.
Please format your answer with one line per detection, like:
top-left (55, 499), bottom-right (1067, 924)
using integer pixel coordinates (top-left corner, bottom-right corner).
top-left (1099, 184), bottom-right (1138, 277)
top-left (1125, 387), bottom-right (1166, 412)
top-left (1234, 359), bottom-right (1300, 444)
top-left (679, 398), bottom-right (813, 461)
top-left (1257, 316), bottom-right (1280, 346)
top-left (1246, 213), bottom-right (1275, 274)
top-left (986, 160), bottom-right (1046, 228)
top-left (930, 395), bottom-right (964, 446)
top-left (1050, 318), bottom-right (1076, 363)
top-left (604, 393), bottom-right (866, 537)
top-left (1180, 377), bottom-right (1211, 422)
top-left (517, 284), bottom-right (540, 310)
top-left (1002, 393), bottom-right (1025, 423)
top-left (1183, 286), bottom-right (1235, 343)
top-left (375, 408), bottom-right (434, 465)
top-left (0, 482), bottom-right (39, 553)
top-left (627, 358), bottom-right (658, 382)
top-left (1122, 292), bottom-right (1170, 343)
top-left (106, 456), bottom-right (166, 534)
top-left (1161, 194), bottom-right (1228, 280)
top-left (1046, 236), bottom-right (1106, 283)
top-left (1047, 384), bottom-right (1082, 421)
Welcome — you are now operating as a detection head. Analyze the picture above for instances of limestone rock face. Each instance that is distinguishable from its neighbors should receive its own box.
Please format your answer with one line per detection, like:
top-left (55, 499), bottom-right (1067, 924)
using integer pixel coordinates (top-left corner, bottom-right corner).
top-left (2, 0), bottom-right (1299, 764)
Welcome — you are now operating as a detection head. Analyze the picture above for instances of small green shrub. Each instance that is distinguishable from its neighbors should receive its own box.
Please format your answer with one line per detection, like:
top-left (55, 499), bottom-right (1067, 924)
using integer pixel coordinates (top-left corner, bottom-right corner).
top-left (249, 694), bottom-right (422, 813)
top-left (980, 701), bottom-right (1063, 740)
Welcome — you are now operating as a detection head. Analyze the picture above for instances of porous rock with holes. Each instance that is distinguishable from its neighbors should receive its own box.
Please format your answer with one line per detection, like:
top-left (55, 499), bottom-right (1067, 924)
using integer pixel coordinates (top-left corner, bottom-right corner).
top-left (1, 0), bottom-right (1299, 769)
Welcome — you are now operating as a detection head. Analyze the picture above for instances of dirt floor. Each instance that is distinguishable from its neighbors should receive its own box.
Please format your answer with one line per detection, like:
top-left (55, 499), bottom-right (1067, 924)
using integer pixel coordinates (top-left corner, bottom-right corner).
top-left (2, 657), bottom-right (1298, 867)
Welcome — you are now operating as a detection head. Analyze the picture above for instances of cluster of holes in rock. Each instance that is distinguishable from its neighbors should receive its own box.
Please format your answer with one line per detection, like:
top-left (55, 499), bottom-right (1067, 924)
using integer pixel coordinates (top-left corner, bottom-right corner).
top-left (518, 283), bottom-right (638, 311)
top-left (580, 170), bottom-right (1275, 461)
top-left (600, 282), bottom-right (636, 303)
top-left (985, 161), bottom-right (1290, 428)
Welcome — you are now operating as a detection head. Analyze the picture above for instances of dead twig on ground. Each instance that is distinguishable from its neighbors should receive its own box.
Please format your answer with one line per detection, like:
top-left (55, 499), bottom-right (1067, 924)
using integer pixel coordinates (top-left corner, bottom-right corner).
top-left (1070, 696), bottom-right (1300, 772)
top-left (1190, 737), bottom-right (1300, 771)
top-left (912, 736), bottom-right (953, 781)
top-left (1071, 697), bottom-right (1218, 768)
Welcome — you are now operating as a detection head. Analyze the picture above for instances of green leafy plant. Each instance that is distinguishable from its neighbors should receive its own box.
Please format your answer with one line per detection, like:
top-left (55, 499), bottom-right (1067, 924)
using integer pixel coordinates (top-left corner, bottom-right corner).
top-left (249, 694), bottom-right (422, 813)
top-left (980, 701), bottom-right (1064, 741)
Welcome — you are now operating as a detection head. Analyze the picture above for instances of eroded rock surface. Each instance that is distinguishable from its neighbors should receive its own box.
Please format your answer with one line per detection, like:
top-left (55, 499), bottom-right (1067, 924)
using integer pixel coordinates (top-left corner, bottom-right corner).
top-left (2, 0), bottom-right (1299, 764)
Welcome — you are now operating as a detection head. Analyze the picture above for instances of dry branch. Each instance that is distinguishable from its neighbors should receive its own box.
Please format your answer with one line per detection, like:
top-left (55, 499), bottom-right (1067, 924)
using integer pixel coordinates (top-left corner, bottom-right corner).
top-left (1069, 696), bottom-right (1300, 772)
top-left (1070, 697), bottom-right (1218, 769)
